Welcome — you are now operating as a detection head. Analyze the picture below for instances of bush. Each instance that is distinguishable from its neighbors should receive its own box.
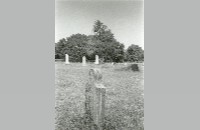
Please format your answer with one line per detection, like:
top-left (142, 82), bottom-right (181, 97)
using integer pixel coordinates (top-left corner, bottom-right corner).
top-left (131, 64), bottom-right (139, 71)
top-left (115, 64), bottom-right (140, 72)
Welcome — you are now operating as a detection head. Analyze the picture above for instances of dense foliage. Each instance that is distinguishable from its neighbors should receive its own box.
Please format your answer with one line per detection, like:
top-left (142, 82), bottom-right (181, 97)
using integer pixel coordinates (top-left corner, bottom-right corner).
top-left (125, 44), bottom-right (144, 62)
top-left (55, 20), bottom-right (144, 62)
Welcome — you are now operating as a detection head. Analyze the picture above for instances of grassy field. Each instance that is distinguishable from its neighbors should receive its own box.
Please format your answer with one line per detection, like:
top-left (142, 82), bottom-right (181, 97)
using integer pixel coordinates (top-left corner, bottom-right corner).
top-left (55, 62), bottom-right (144, 130)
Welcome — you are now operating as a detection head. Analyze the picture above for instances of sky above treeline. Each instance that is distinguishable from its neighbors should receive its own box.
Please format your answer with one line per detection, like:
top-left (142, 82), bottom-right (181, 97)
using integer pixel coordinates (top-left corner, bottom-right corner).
top-left (55, 0), bottom-right (144, 49)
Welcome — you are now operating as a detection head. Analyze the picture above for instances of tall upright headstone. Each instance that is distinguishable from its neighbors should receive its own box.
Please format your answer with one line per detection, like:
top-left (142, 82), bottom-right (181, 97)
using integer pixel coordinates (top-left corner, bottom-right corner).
top-left (95, 55), bottom-right (99, 65)
top-left (85, 68), bottom-right (106, 130)
top-left (82, 56), bottom-right (86, 66)
top-left (65, 54), bottom-right (69, 64)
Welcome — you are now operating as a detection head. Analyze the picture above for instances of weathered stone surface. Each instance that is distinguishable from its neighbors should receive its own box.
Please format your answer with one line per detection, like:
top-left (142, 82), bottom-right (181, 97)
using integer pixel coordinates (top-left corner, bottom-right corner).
top-left (65, 54), bottom-right (69, 64)
top-left (85, 68), bottom-right (106, 130)
top-left (82, 56), bottom-right (86, 66)
top-left (95, 55), bottom-right (99, 65)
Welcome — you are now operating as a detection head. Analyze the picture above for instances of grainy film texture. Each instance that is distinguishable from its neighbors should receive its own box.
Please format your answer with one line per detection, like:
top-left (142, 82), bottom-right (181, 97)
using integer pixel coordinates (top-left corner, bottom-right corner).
top-left (55, 0), bottom-right (144, 129)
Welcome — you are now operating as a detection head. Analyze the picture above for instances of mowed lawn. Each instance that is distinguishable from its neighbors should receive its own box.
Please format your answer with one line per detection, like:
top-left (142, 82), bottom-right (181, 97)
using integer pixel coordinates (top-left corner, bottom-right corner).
top-left (55, 62), bottom-right (144, 130)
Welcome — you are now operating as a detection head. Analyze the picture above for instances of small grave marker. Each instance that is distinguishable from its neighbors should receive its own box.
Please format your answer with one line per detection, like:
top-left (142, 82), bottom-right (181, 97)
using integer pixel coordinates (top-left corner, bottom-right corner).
top-left (95, 55), bottom-right (99, 65)
top-left (82, 56), bottom-right (86, 66)
top-left (65, 54), bottom-right (69, 64)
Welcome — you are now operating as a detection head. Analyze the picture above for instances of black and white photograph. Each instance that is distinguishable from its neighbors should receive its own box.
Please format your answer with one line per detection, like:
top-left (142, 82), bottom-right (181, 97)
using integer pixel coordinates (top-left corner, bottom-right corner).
top-left (55, 0), bottom-right (144, 129)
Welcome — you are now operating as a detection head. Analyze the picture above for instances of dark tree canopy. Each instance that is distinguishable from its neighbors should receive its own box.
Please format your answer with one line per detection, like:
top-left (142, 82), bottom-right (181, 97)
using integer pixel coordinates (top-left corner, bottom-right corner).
top-left (55, 34), bottom-right (89, 62)
top-left (55, 20), bottom-right (144, 63)
top-left (125, 44), bottom-right (144, 62)
top-left (93, 20), bottom-right (115, 42)
top-left (55, 38), bottom-right (66, 59)
top-left (92, 20), bottom-right (124, 62)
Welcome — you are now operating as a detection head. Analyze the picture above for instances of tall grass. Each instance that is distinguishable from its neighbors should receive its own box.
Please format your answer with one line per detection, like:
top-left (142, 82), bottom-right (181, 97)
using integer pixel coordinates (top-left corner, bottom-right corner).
top-left (55, 62), bottom-right (144, 130)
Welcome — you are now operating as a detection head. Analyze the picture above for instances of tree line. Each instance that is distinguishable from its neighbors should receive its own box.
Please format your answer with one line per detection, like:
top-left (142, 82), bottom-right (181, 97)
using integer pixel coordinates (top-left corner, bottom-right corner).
top-left (55, 20), bottom-right (144, 63)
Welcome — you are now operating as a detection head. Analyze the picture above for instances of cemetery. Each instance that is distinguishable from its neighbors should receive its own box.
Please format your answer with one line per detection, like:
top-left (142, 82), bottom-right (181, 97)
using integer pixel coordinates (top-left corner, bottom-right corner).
top-left (55, 6), bottom-right (144, 129)
top-left (55, 55), bottom-right (144, 130)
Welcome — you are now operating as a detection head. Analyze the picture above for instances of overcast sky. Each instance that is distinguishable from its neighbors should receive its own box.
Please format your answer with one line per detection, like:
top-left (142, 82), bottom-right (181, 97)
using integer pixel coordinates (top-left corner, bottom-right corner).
top-left (55, 0), bottom-right (144, 49)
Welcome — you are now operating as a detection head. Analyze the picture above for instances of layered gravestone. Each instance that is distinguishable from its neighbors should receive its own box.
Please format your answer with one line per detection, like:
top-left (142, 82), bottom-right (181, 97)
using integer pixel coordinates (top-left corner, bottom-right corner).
top-left (85, 68), bottom-right (106, 130)
top-left (82, 56), bottom-right (86, 66)
top-left (65, 54), bottom-right (69, 64)
top-left (95, 55), bottom-right (99, 65)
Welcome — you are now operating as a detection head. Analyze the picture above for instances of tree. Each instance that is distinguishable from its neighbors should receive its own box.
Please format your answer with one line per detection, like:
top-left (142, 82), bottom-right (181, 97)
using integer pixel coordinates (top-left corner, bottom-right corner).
top-left (55, 34), bottom-right (89, 62)
top-left (92, 20), bottom-right (124, 62)
top-left (93, 20), bottom-right (115, 42)
top-left (55, 38), bottom-right (67, 59)
top-left (55, 20), bottom-right (126, 63)
top-left (126, 44), bottom-right (144, 62)
top-left (62, 34), bottom-right (89, 62)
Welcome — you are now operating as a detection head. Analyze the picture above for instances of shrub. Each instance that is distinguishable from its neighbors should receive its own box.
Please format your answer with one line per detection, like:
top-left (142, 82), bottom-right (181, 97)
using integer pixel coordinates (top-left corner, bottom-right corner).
top-left (131, 64), bottom-right (140, 71)
top-left (115, 64), bottom-right (140, 72)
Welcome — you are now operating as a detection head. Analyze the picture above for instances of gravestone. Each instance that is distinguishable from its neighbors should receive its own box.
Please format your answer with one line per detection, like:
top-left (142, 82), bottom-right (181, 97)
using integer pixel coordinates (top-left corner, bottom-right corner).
top-left (65, 54), bottom-right (69, 64)
top-left (85, 68), bottom-right (106, 130)
top-left (95, 55), bottom-right (99, 65)
top-left (82, 56), bottom-right (86, 66)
